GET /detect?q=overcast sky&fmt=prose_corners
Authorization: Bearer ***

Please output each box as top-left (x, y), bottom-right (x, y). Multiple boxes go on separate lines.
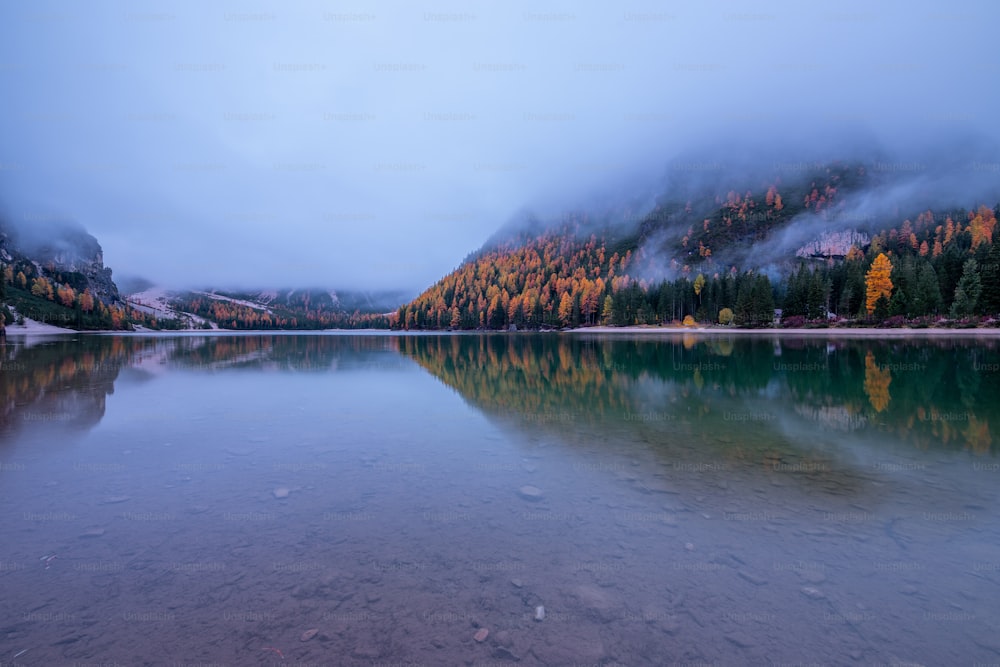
top-left (1, 0), bottom-right (997, 291)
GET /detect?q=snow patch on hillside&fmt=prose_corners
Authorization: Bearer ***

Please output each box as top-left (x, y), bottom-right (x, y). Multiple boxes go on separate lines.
top-left (3, 308), bottom-right (75, 335)
top-left (192, 290), bottom-right (275, 315)
top-left (127, 287), bottom-right (216, 329)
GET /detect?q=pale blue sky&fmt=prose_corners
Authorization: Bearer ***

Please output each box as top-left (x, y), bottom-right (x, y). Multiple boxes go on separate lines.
top-left (1, 0), bottom-right (997, 290)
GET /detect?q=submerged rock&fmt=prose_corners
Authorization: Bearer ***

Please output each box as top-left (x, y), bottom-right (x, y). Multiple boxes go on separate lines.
top-left (517, 485), bottom-right (544, 502)
top-left (272, 487), bottom-right (290, 499)
top-left (493, 646), bottom-right (520, 661)
top-left (800, 586), bottom-right (825, 600)
top-left (300, 628), bottom-right (318, 642)
top-left (474, 628), bottom-right (489, 642)
top-left (738, 569), bottom-right (768, 586)
top-left (726, 633), bottom-right (755, 648)
top-left (534, 605), bottom-right (545, 621)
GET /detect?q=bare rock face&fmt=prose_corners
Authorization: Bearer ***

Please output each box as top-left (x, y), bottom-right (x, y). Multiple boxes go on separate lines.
top-left (1, 219), bottom-right (121, 305)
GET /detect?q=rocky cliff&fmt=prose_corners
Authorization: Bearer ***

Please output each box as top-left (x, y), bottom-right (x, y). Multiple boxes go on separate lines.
top-left (0, 219), bottom-right (120, 304)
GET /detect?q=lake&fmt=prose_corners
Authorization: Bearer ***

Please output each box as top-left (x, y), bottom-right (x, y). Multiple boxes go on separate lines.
top-left (2, 332), bottom-right (1000, 666)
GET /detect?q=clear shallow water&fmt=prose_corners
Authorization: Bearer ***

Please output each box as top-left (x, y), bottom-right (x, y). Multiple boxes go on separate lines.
top-left (1, 332), bottom-right (1000, 666)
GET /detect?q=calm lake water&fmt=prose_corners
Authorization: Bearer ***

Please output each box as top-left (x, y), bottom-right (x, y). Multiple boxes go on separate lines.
top-left (2, 332), bottom-right (1000, 667)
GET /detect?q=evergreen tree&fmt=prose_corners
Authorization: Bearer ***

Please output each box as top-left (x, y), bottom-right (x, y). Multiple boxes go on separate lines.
top-left (844, 260), bottom-right (866, 318)
top-left (888, 288), bottom-right (908, 317)
top-left (754, 274), bottom-right (776, 326)
top-left (873, 294), bottom-right (890, 322)
top-left (937, 244), bottom-right (966, 311)
top-left (782, 264), bottom-right (808, 317)
top-left (806, 271), bottom-right (827, 319)
top-left (912, 262), bottom-right (943, 316)
top-left (980, 241), bottom-right (1000, 315)
top-left (950, 258), bottom-right (982, 318)
top-left (656, 282), bottom-right (671, 323)
top-left (736, 273), bottom-right (774, 327)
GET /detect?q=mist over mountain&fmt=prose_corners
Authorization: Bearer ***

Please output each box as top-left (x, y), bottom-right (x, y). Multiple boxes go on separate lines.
top-left (472, 130), bottom-right (1000, 276)
top-left (394, 128), bottom-right (1000, 330)
top-left (2, 1), bottom-right (997, 293)
top-left (0, 215), bottom-right (121, 304)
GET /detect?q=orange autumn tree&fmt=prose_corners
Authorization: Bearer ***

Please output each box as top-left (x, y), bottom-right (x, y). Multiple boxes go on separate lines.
top-left (865, 253), bottom-right (894, 315)
top-left (557, 291), bottom-right (573, 326)
top-left (57, 284), bottom-right (76, 307)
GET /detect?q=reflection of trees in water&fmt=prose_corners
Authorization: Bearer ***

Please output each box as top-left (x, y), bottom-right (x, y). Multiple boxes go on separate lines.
top-left (164, 334), bottom-right (402, 371)
top-left (0, 336), bottom-right (143, 441)
top-left (401, 334), bottom-right (1000, 455)
top-left (863, 350), bottom-right (892, 413)
top-left (3, 333), bottom-right (997, 456)
top-left (0, 335), bottom-right (407, 442)
top-left (400, 335), bottom-right (634, 422)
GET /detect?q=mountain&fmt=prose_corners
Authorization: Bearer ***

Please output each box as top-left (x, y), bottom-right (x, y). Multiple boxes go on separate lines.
top-left (1, 217), bottom-right (408, 331)
top-left (123, 285), bottom-right (408, 330)
top-left (1, 218), bottom-right (131, 330)
top-left (393, 158), bottom-right (1000, 330)
top-left (1, 219), bottom-right (121, 304)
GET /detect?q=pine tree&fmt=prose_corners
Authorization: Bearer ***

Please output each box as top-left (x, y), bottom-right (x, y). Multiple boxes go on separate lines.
top-left (912, 262), bottom-right (942, 316)
top-left (873, 294), bottom-right (890, 322)
top-left (783, 265), bottom-right (808, 317)
top-left (806, 271), bottom-right (827, 319)
top-left (980, 241), bottom-right (1000, 315)
top-left (889, 288), bottom-right (908, 317)
top-left (950, 258), bottom-right (982, 318)
top-left (736, 274), bottom-right (774, 327)
top-left (753, 274), bottom-right (776, 326)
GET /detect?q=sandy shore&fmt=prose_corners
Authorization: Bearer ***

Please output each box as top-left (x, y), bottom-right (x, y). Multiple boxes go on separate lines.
top-left (570, 325), bottom-right (1000, 337)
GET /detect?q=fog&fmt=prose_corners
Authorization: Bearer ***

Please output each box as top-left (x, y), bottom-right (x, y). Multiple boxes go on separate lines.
top-left (0, 0), bottom-right (997, 291)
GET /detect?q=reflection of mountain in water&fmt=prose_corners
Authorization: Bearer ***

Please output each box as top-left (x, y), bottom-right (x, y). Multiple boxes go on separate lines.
top-left (400, 334), bottom-right (1000, 456)
top-left (0, 334), bottom-right (409, 444)
top-left (0, 336), bottom-right (136, 442)
top-left (161, 333), bottom-right (405, 372)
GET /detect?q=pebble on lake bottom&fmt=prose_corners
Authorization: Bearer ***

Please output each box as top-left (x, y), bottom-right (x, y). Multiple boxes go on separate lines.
top-left (300, 628), bottom-right (318, 642)
top-left (534, 605), bottom-right (545, 621)
top-left (272, 487), bottom-right (290, 499)
top-left (474, 628), bottom-right (489, 642)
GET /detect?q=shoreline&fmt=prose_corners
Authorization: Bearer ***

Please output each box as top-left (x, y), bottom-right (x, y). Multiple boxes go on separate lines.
top-left (568, 325), bottom-right (1000, 337)
top-left (1, 320), bottom-right (79, 336)
top-left (6, 323), bottom-right (1000, 338)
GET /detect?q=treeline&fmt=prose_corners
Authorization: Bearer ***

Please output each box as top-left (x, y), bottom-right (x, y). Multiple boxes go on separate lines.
top-left (1, 261), bottom-right (132, 330)
top-left (172, 295), bottom-right (390, 330)
top-left (392, 205), bottom-right (1000, 330)
top-left (0, 262), bottom-right (392, 331)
